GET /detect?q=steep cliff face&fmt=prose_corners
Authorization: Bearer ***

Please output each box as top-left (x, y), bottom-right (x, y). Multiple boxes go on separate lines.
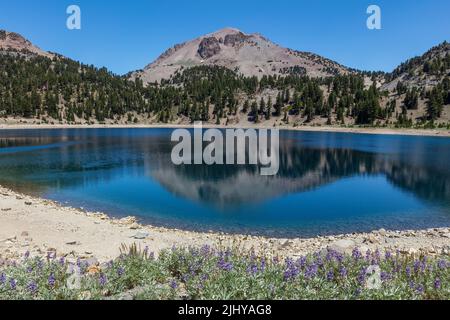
top-left (198, 37), bottom-right (221, 59)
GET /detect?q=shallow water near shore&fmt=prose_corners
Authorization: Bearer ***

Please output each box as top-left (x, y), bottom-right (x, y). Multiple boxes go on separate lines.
top-left (0, 128), bottom-right (449, 237)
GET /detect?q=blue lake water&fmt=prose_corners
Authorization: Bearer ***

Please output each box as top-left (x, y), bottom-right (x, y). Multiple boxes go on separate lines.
top-left (0, 128), bottom-right (449, 237)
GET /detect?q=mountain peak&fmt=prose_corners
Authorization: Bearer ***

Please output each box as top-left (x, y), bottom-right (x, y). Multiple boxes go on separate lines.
top-left (207, 27), bottom-right (243, 37)
top-left (132, 28), bottom-right (349, 84)
top-left (0, 29), bottom-right (52, 58)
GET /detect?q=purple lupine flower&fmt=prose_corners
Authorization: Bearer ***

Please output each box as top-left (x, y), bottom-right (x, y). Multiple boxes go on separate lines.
top-left (326, 249), bottom-right (342, 263)
top-left (420, 261), bottom-right (426, 273)
top-left (47, 251), bottom-right (56, 260)
top-left (285, 258), bottom-right (294, 269)
top-left (200, 274), bottom-right (209, 282)
top-left (26, 266), bottom-right (33, 273)
top-left (434, 278), bottom-right (441, 290)
top-left (117, 267), bottom-right (125, 277)
top-left (248, 264), bottom-right (258, 275)
top-left (170, 280), bottom-right (178, 289)
top-left (385, 251), bottom-right (392, 260)
top-left (374, 249), bottom-right (381, 264)
top-left (326, 271), bottom-right (334, 282)
top-left (357, 268), bottom-right (366, 285)
top-left (143, 246), bottom-right (149, 256)
top-left (304, 264), bottom-right (318, 279)
top-left (365, 249), bottom-right (372, 262)
top-left (284, 259), bottom-right (300, 281)
top-left (182, 274), bottom-right (190, 283)
top-left (296, 256), bottom-right (307, 269)
top-left (380, 272), bottom-right (390, 282)
top-left (48, 274), bottom-right (56, 287)
top-left (59, 257), bottom-right (65, 266)
top-left (339, 266), bottom-right (347, 278)
top-left (283, 269), bottom-right (295, 281)
top-left (416, 284), bottom-right (424, 294)
top-left (196, 283), bottom-right (204, 290)
top-left (99, 274), bottom-right (107, 287)
top-left (437, 259), bottom-right (446, 270)
top-left (413, 260), bottom-right (420, 273)
top-left (409, 281), bottom-right (415, 289)
top-left (217, 258), bottom-right (233, 271)
top-left (200, 245), bottom-right (211, 256)
top-left (335, 252), bottom-right (344, 263)
top-left (406, 266), bottom-right (411, 278)
top-left (190, 248), bottom-right (199, 257)
top-left (24, 251), bottom-right (30, 259)
top-left (0, 273), bottom-right (6, 285)
top-left (352, 248), bottom-right (362, 260)
top-left (326, 251), bottom-right (334, 262)
top-left (10, 279), bottom-right (17, 290)
top-left (260, 258), bottom-right (266, 272)
top-left (27, 281), bottom-right (38, 294)
top-left (314, 253), bottom-right (324, 268)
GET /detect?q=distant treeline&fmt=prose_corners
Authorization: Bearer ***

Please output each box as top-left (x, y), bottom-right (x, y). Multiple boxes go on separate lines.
top-left (0, 51), bottom-right (449, 126)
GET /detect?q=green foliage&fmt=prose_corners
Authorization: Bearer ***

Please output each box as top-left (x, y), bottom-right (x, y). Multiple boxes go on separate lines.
top-left (0, 54), bottom-right (148, 121)
top-left (404, 88), bottom-right (419, 110)
top-left (1, 50), bottom-right (448, 126)
top-left (0, 245), bottom-right (448, 300)
top-left (390, 42), bottom-right (450, 79)
top-left (426, 80), bottom-right (448, 121)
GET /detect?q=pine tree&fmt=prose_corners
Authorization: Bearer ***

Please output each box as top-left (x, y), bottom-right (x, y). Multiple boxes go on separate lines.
top-left (427, 87), bottom-right (444, 121)
top-left (266, 96), bottom-right (272, 120)
top-left (259, 97), bottom-right (266, 115)
top-left (242, 100), bottom-right (249, 113)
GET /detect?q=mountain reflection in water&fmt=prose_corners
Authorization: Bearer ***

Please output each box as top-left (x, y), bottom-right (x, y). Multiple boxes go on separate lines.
top-left (0, 128), bottom-right (449, 236)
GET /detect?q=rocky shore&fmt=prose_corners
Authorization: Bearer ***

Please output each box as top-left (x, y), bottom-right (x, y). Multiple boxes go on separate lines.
top-left (0, 186), bottom-right (449, 265)
top-left (1, 121), bottom-right (450, 137)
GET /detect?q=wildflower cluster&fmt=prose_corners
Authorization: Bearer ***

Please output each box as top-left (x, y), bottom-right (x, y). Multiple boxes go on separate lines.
top-left (0, 245), bottom-right (448, 300)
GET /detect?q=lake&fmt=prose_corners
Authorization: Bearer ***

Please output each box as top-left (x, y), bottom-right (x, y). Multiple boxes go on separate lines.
top-left (0, 128), bottom-right (449, 237)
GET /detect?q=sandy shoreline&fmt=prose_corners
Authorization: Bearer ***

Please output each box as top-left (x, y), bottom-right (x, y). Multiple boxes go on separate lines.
top-left (0, 123), bottom-right (450, 137)
top-left (1, 185), bottom-right (449, 263)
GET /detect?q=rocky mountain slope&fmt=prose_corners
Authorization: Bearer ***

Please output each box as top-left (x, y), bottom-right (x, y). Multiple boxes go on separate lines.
top-left (383, 42), bottom-right (450, 91)
top-left (379, 42), bottom-right (450, 124)
top-left (0, 30), bottom-right (53, 58)
top-left (131, 28), bottom-right (351, 84)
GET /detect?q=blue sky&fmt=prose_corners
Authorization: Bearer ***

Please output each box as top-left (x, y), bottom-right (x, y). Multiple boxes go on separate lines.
top-left (0, 0), bottom-right (449, 75)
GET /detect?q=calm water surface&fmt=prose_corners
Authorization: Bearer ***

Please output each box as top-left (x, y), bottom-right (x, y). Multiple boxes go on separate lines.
top-left (0, 128), bottom-right (449, 237)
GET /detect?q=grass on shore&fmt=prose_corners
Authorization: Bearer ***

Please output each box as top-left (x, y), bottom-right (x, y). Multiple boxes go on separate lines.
top-left (0, 244), bottom-right (448, 300)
